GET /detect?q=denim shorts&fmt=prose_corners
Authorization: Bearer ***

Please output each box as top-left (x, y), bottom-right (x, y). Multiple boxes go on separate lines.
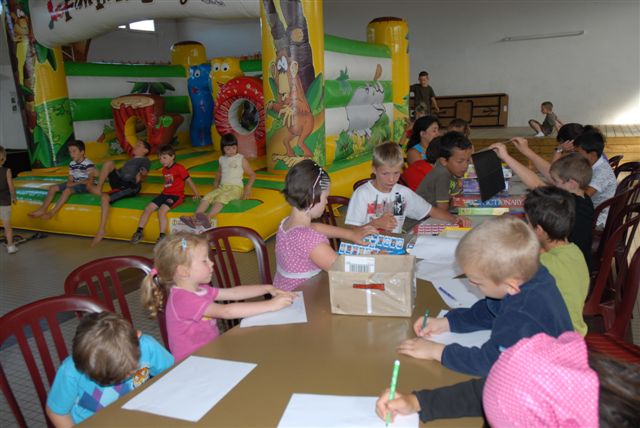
top-left (57, 182), bottom-right (88, 193)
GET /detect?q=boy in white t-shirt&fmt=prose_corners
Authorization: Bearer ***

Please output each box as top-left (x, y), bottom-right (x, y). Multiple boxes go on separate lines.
top-left (345, 142), bottom-right (470, 233)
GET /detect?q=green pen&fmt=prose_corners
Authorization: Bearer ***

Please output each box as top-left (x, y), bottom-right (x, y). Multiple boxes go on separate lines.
top-left (386, 360), bottom-right (401, 426)
top-left (421, 309), bottom-right (430, 331)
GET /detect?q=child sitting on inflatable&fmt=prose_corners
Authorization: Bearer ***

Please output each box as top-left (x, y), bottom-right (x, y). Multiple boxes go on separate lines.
top-left (181, 134), bottom-right (255, 229)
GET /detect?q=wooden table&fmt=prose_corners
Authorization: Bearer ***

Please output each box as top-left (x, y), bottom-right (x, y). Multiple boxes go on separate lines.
top-left (83, 275), bottom-right (482, 427)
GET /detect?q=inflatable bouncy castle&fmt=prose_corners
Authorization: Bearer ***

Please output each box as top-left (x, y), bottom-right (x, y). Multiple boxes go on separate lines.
top-left (3, 1), bottom-right (409, 249)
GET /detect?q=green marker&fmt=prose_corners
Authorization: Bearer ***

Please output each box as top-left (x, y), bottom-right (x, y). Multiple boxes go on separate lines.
top-left (421, 309), bottom-right (430, 330)
top-left (386, 360), bottom-right (401, 426)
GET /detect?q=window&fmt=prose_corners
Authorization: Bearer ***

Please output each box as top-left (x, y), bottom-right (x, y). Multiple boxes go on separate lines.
top-left (118, 20), bottom-right (155, 32)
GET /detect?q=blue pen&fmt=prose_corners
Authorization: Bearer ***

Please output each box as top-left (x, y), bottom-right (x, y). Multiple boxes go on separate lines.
top-left (438, 286), bottom-right (457, 302)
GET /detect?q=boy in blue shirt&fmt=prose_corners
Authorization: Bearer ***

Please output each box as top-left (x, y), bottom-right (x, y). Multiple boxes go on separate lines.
top-left (397, 215), bottom-right (573, 376)
top-left (46, 312), bottom-right (173, 426)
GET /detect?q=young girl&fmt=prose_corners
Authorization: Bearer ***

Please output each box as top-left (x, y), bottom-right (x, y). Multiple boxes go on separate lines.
top-left (274, 159), bottom-right (375, 291)
top-left (0, 146), bottom-right (17, 254)
top-left (406, 116), bottom-right (441, 165)
top-left (131, 144), bottom-right (201, 244)
top-left (181, 133), bottom-right (255, 229)
top-left (141, 232), bottom-right (295, 361)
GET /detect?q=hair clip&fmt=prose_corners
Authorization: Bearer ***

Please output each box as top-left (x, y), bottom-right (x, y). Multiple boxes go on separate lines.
top-left (150, 268), bottom-right (158, 277)
top-left (180, 238), bottom-right (187, 251)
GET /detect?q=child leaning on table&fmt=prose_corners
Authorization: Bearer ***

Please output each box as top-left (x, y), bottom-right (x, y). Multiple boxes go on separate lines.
top-left (140, 232), bottom-right (295, 361)
top-left (345, 142), bottom-right (470, 234)
top-left (274, 159), bottom-right (376, 291)
top-left (396, 215), bottom-right (573, 377)
top-left (46, 312), bottom-right (174, 427)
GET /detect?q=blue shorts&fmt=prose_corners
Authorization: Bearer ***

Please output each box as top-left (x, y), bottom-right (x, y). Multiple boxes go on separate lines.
top-left (57, 182), bottom-right (88, 193)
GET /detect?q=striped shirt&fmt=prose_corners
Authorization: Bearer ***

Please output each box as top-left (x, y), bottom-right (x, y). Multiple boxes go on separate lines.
top-left (69, 158), bottom-right (95, 183)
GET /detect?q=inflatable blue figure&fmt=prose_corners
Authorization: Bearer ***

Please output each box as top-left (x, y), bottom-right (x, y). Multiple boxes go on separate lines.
top-left (188, 64), bottom-right (214, 147)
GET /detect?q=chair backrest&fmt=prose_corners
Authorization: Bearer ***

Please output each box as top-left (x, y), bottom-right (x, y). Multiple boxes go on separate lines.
top-left (318, 195), bottom-right (350, 250)
top-left (608, 246), bottom-right (640, 339)
top-left (353, 177), bottom-right (372, 191)
top-left (592, 187), bottom-right (635, 273)
top-left (585, 204), bottom-right (640, 331)
top-left (0, 296), bottom-right (110, 428)
top-left (608, 154), bottom-right (624, 170)
top-left (616, 172), bottom-right (640, 203)
top-left (614, 161), bottom-right (640, 178)
top-left (64, 255), bottom-right (153, 323)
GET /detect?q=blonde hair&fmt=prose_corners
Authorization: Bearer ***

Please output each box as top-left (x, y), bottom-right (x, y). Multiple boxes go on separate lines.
top-left (550, 152), bottom-right (592, 189)
top-left (372, 142), bottom-right (404, 168)
top-left (456, 215), bottom-right (540, 284)
top-left (140, 232), bottom-right (209, 317)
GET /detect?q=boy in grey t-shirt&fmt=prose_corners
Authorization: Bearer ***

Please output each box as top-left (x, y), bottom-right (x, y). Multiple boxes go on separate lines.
top-left (529, 101), bottom-right (563, 137)
top-left (89, 141), bottom-right (151, 245)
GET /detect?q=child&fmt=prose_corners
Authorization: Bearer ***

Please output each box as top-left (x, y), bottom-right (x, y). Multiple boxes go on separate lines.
top-left (346, 142), bottom-right (469, 234)
top-left (552, 122), bottom-right (585, 161)
top-left (396, 215), bottom-right (573, 376)
top-left (410, 71), bottom-right (439, 117)
top-left (0, 147), bottom-right (18, 254)
top-left (274, 159), bottom-right (375, 291)
top-left (376, 332), bottom-right (640, 426)
top-left (140, 232), bottom-right (295, 361)
top-left (524, 186), bottom-right (589, 335)
top-left (180, 133), bottom-right (255, 229)
top-left (447, 118), bottom-right (470, 138)
top-left (29, 140), bottom-right (95, 219)
top-left (573, 128), bottom-right (617, 227)
top-left (406, 116), bottom-right (441, 165)
top-left (130, 144), bottom-right (201, 244)
top-left (415, 131), bottom-right (472, 210)
top-left (529, 101), bottom-right (563, 137)
top-left (90, 140), bottom-right (151, 245)
top-left (490, 140), bottom-right (594, 269)
top-left (46, 312), bottom-right (173, 426)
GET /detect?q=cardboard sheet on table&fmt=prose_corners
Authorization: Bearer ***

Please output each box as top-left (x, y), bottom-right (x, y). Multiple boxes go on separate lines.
top-left (432, 278), bottom-right (484, 309)
top-left (122, 356), bottom-right (256, 422)
top-left (472, 149), bottom-right (505, 201)
top-left (277, 394), bottom-right (419, 428)
top-left (407, 235), bottom-right (460, 263)
top-left (240, 291), bottom-right (307, 328)
top-left (427, 310), bottom-right (491, 347)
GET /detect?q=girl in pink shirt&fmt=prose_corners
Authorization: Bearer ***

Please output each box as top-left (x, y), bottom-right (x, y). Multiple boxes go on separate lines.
top-left (141, 232), bottom-right (295, 361)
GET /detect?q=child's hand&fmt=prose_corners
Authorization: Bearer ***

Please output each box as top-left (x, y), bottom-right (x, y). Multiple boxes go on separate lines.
top-left (489, 142), bottom-right (509, 160)
top-left (372, 213), bottom-right (397, 231)
top-left (560, 139), bottom-right (575, 152)
top-left (510, 137), bottom-right (530, 152)
top-left (396, 338), bottom-right (445, 361)
top-left (454, 215), bottom-right (471, 228)
top-left (350, 225), bottom-right (378, 244)
top-left (265, 286), bottom-right (296, 299)
top-left (375, 389), bottom-right (420, 423)
top-left (11, 196), bottom-right (17, 205)
top-left (270, 292), bottom-right (294, 310)
top-left (242, 188), bottom-right (251, 199)
top-left (413, 316), bottom-right (449, 337)
top-left (192, 194), bottom-right (201, 201)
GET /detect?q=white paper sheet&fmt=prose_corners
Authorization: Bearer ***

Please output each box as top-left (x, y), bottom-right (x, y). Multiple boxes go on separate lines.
top-left (277, 394), bottom-right (419, 428)
top-left (122, 356), bottom-right (256, 422)
top-left (415, 260), bottom-right (462, 282)
top-left (432, 278), bottom-right (484, 309)
top-left (240, 291), bottom-right (307, 328)
top-left (427, 310), bottom-right (491, 348)
top-left (407, 235), bottom-right (460, 263)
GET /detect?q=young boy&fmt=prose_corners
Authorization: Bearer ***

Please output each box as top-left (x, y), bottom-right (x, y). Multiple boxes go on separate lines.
top-left (0, 146), bottom-right (18, 254)
top-left (415, 131), bottom-right (472, 210)
top-left (447, 118), bottom-right (470, 138)
top-left (89, 140), bottom-right (151, 245)
top-left (29, 140), bottom-right (95, 219)
top-left (396, 215), bottom-right (573, 376)
top-left (345, 142), bottom-right (469, 233)
top-left (491, 139), bottom-right (594, 270)
top-left (410, 71), bottom-right (439, 117)
top-left (181, 133), bottom-right (255, 229)
top-left (573, 129), bottom-right (617, 227)
top-left (524, 186), bottom-right (590, 335)
top-left (130, 144), bottom-right (200, 244)
top-left (529, 101), bottom-right (563, 137)
top-left (46, 312), bottom-right (173, 426)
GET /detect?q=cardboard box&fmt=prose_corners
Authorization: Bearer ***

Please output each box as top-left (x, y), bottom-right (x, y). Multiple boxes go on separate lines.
top-left (329, 255), bottom-right (416, 317)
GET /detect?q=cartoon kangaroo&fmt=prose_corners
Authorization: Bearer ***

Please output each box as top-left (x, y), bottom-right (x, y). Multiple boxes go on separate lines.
top-left (267, 53), bottom-right (314, 158)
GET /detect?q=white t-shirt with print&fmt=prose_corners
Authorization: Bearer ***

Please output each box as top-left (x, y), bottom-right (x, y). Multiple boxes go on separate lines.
top-left (590, 156), bottom-right (616, 227)
top-left (345, 181), bottom-right (432, 233)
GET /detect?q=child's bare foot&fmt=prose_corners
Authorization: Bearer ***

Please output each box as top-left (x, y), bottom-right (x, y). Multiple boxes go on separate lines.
top-left (28, 209), bottom-right (45, 218)
top-left (41, 212), bottom-right (54, 220)
top-left (91, 231), bottom-right (105, 246)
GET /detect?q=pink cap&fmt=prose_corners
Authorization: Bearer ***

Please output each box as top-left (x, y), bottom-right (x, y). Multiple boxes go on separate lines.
top-left (484, 332), bottom-right (599, 427)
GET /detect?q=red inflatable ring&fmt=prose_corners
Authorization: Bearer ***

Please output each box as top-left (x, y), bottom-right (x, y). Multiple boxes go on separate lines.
top-left (214, 76), bottom-right (265, 157)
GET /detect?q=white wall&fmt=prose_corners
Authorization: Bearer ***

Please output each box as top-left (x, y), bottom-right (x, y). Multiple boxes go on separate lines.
top-left (175, 18), bottom-right (261, 58)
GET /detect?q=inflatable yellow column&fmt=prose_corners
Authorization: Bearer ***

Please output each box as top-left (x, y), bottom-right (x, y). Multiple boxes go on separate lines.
top-left (367, 18), bottom-right (409, 144)
top-left (261, 0), bottom-right (325, 173)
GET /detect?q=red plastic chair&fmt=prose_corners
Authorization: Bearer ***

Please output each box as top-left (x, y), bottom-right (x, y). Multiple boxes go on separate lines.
top-left (0, 295), bottom-right (109, 428)
top-left (353, 177), bottom-right (372, 191)
top-left (203, 226), bottom-right (272, 331)
top-left (584, 204), bottom-right (640, 332)
top-left (585, 246), bottom-right (640, 363)
top-left (318, 195), bottom-right (350, 251)
top-left (614, 161), bottom-right (640, 178)
top-left (607, 154), bottom-right (624, 170)
top-left (63, 255), bottom-right (169, 347)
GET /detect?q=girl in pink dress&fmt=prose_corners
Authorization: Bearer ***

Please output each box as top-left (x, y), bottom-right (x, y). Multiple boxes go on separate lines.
top-left (141, 232), bottom-right (295, 361)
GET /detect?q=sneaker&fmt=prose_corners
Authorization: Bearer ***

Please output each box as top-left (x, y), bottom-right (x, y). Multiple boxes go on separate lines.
top-left (156, 235), bottom-right (165, 245)
top-left (195, 212), bottom-right (212, 229)
top-left (534, 131), bottom-right (545, 137)
top-left (7, 244), bottom-right (18, 254)
top-left (130, 231), bottom-right (143, 244)
top-left (180, 215), bottom-right (198, 229)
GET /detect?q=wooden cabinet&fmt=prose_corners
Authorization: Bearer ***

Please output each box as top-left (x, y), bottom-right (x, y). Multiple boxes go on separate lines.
top-left (412, 93), bottom-right (509, 127)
